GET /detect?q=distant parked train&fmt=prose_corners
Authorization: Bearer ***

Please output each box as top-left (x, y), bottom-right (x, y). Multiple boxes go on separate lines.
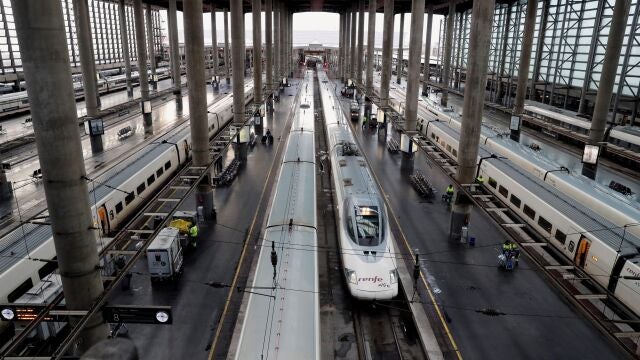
top-left (0, 81), bottom-right (254, 305)
top-left (0, 67), bottom-right (172, 114)
top-left (522, 103), bottom-right (640, 153)
top-left (319, 69), bottom-right (398, 300)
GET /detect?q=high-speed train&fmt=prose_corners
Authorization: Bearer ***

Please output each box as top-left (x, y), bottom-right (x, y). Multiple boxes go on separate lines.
top-left (232, 70), bottom-right (319, 360)
top-left (319, 70), bottom-right (398, 300)
top-left (479, 154), bottom-right (640, 317)
top-left (385, 97), bottom-right (640, 315)
top-left (0, 81), bottom-right (254, 304)
top-left (0, 67), bottom-right (172, 113)
top-left (522, 103), bottom-right (640, 152)
top-left (379, 93), bottom-right (640, 241)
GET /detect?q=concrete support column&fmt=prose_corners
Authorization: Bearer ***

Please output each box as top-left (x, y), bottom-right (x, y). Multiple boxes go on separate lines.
top-left (211, 3), bottom-right (218, 78)
top-left (396, 13), bottom-right (404, 84)
top-left (512, 0), bottom-right (538, 116)
top-left (440, 2), bottom-right (455, 107)
top-left (357, 0), bottom-right (365, 84)
top-left (582, 0), bottom-right (631, 180)
top-left (289, 12), bottom-right (293, 77)
top-left (405, 0), bottom-right (425, 133)
top-left (12, 0), bottom-right (108, 351)
top-left (495, 6), bottom-right (511, 105)
top-left (168, 0), bottom-right (182, 110)
top-left (133, 0), bottom-right (151, 125)
top-left (365, 0), bottom-right (376, 96)
top-left (345, 10), bottom-right (351, 80)
top-left (145, 4), bottom-right (157, 91)
top-left (454, 13), bottom-right (463, 89)
top-left (224, 9), bottom-right (231, 84)
top-left (73, 0), bottom-right (103, 153)
top-left (283, 9), bottom-right (288, 78)
top-left (184, 0), bottom-right (215, 220)
top-left (253, 0), bottom-right (262, 104)
top-left (350, 8), bottom-right (357, 82)
top-left (265, 0), bottom-right (273, 98)
top-left (422, 5), bottom-right (433, 95)
top-left (449, 0), bottom-right (495, 242)
top-left (118, 0), bottom-right (133, 98)
top-left (380, 0), bottom-right (394, 106)
top-left (339, 12), bottom-right (344, 81)
top-left (274, 1), bottom-right (280, 86)
top-left (231, 0), bottom-right (248, 163)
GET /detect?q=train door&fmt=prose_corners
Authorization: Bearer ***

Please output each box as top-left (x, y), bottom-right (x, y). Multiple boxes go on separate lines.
top-left (97, 205), bottom-right (110, 235)
top-left (574, 236), bottom-right (591, 268)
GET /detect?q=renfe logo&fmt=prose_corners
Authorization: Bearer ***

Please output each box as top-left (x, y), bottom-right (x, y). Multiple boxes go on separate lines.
top-left (358, 276), bottom-right (384, 283)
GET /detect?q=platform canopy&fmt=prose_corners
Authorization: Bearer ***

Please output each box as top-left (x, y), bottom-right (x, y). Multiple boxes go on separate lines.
top-left (143, 0), bottom-right (514, 15)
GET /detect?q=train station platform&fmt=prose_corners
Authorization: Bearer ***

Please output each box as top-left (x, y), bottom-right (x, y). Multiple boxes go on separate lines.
top-left (330, 75), bottom-right (626, 359)
top-left (107, 77), bottom-right (302, 360)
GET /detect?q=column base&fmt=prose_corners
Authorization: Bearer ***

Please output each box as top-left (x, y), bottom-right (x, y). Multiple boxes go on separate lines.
top-left (0, 173), bottom-right (11, 200)
top-left (400, 152), bottom-right (414, 174)
top-left (197, 180), bottom-right (216, 221)
top-left (509, 129), bottom-right (520, 142)
top-left (89, 135), bottom-right (104, 153)
top-left (142, 103), bottom-right (152, 126)
top-left (234, 142), bottom-right (249, 164)
top-left (581, 162), bottom-right (597, 180)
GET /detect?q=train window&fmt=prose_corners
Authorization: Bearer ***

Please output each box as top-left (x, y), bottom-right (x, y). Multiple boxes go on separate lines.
top-left (488, 177), bottom-right (497, 189)
top-left (452, 149), bottom-right (457, 157)
top-left (156, 167), bottom-right (164, 177)
top-left (164, 161), bottom-right (171, 170)
top-left (446, 144), bottom-right (452, 152)
top-left (125, 192), bottom-right (135, 205)
top-left (523, 204), bottom-right (536, 220)
top-left (510, 194), bottom-right (521, 208)
top-left (431, 133), bottom-right (435, 140)
top-left (147, 174), bottom-right (155, 186)
top-left (555, 230), bottom-right (567, 245)
top-left (537, 216), bottom-right (552, 233)
top-left (498, 185), bottom-right (508, 198)
top-left (8, 278), bottom-right (33, 303)
top-left (137, 183), bottom-right (146, 195)
top-left (115, 202), bottom-right (123, 214)
top-left (38, 258), bottom-right (57, 279)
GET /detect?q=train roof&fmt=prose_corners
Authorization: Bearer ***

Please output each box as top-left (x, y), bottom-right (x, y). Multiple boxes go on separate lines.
top-left (488, 157), bottom-right (640, 255)
top-left (89, 126), bottom-right (189, 201)
top-left (523, 103), bottom-right (591, 130)
top-left (0, 220), bottom-right (53, 276)
top-left (234, 227), bottom-right (318, 360)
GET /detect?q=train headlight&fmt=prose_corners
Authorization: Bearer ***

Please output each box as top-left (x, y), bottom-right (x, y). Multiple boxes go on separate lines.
top-left (389, 269), bottom-right (398, 284)
top-left (345, 269), bottom-right (358, 285)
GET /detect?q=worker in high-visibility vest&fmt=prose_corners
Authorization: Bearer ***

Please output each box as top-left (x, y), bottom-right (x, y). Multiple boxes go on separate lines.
top-left (189, 224), bottom-right (199, 248)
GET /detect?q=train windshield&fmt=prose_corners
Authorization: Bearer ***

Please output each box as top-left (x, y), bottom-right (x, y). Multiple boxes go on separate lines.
top-left (354, 206), bottom-right (381, 246)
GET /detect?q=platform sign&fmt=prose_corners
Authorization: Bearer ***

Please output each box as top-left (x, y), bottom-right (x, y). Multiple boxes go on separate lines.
top-left (582, 144), bottom-right (600, 165)
top-left (102, 305), bottom-right (172, 325)
top-left (509, 115), bottom-right (521, 131)
top-left (400, 134), bottom-right (417, 153)
top-left (0, 304), bottom-right (68, 322)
